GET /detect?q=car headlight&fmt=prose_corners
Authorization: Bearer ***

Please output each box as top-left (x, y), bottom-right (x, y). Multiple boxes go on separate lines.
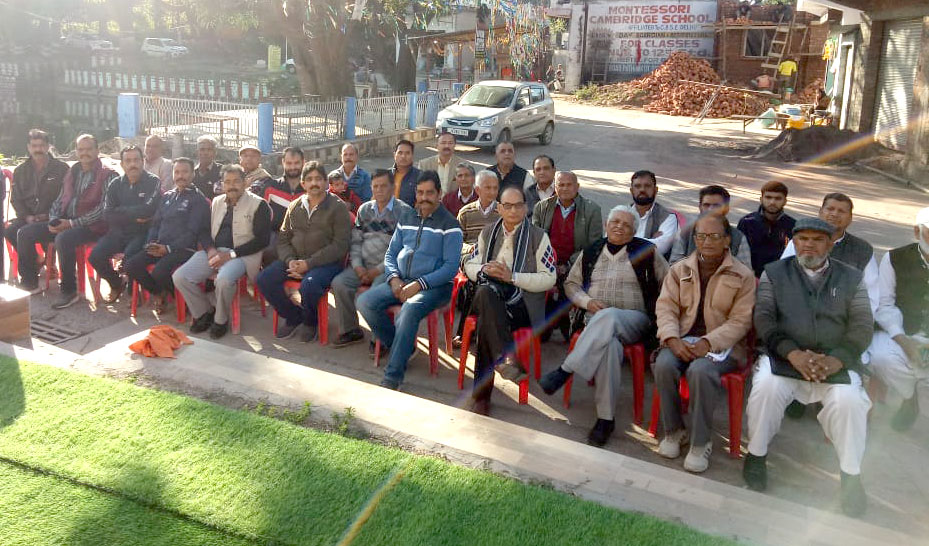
top-left (478, 116), bottom-right (498, 127)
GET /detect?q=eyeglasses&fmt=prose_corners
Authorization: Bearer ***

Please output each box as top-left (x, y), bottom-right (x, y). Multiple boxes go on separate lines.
top-left (694, 232), bottom-right (726, 242)
top-left (499, 202), bottom-right (525, 211)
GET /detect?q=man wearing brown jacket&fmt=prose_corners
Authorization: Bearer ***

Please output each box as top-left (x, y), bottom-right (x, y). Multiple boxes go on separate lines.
top-left (653, 214), bottom-right (755, 473)
top-left (257, 162), bottom-right (353, 343)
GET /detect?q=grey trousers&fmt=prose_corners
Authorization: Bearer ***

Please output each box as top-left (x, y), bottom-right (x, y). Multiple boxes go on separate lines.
top-left (172, 249), bottom-right (247, 326)
top-left (562, 308), bottom-right (652, 420)
top-left (653, 348), bottom-right (738, 446)
top-left (330, 267), bottom-right (386, 333)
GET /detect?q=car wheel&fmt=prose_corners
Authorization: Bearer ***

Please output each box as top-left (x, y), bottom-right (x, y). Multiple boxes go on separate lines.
top-left (497, 128), bottom-right (511, 146)
top-left (538, 122), bottom-right (554, 145)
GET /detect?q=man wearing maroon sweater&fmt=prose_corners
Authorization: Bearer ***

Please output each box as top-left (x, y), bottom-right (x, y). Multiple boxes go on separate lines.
top-left (532, 171), bottom-right (602, 341)
top-left (440, 163), bottom-right (478, 217)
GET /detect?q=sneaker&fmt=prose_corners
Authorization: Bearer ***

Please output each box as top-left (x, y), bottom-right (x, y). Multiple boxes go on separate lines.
top-left (52, 291), bottom-right (81, 309)
top-left (587, 418), bottom-right (615, 447)
top-left (275, 321), bottom-right (299, 339)
top-left (683, 442), bottom-right (712, 473)
top-left (539, 366), bottom-right (572, 395)
top-left (104, 279), bottom-right (125, 304)
top-left (657, 428), bottom-right (689, 459)
top-left (300, 325), bottom-right (318, 343)
top-left (190, 312), bottom-right (214, 334)
top-left (333, 328), bottom-right (364, 348)
top-left (742, 453), bottom-right (767, 491)
top-left (497, 357), bottom-right (527, 383)
top-left (840, 472), bottom-right (867, 518)
top-left (785, 400), bottom-right (806, 419)
top-left (379, 378), bottom-right (400, 390)
top-left (891, 394), bottom-right (919, 432)
top-left (209, 321), bottom-right (229, 339)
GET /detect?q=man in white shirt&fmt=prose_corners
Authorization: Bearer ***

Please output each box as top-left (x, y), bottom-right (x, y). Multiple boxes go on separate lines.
top-left (867, 207), bottom-right (929, 431)
top-left (144, 134), bottom-right (174, 192)
top-left (630, 170), bottom-right (678, 258)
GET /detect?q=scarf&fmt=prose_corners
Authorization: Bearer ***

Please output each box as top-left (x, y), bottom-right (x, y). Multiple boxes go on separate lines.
top-left (481, 217), bottom-right (531, 307)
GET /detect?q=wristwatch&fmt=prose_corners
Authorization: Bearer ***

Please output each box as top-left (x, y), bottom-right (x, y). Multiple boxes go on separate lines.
top-left (228, 250), bottom-right (237, 258)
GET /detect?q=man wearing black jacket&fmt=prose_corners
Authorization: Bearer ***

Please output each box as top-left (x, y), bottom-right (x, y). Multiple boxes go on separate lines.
top-left (88, 146), bottom-right (162, 304)
top-left (124, 158), bottom-right (209, 314)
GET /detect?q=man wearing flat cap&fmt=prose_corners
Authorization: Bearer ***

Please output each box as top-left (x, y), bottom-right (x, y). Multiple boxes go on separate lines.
top-left (866, 207), bottom-right (929, 432)
top-left (744, 217), bottom-right (874, 518)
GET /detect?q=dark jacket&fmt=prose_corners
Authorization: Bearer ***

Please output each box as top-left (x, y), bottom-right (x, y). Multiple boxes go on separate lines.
top-left (737, 207), bottom-right (796, 277)
top-left (489, 163), bottom-right (529, 197)
top-left (50, 159), bottom-right (118, 235)
top-left (192, 161), bottom-right (222, 200)
top-left (756, 257), bottom-right (873, 382)
top-left (888, 243), bottom-right (929, 336)
top-left (249, 176), bottom-right (305, 231)
top-left (277, 193), bottom-right (353, 269)
top-left (831, 232), bottom-right (873, 272)
top-left (531, 193), bottom-right (603, 265)
top-left (147, 186), bottom-right (210, 252)
top-left (11, 156), bottom-right (69, 219)
top-left (104, 170), bottom-right (162, 236)
top-left (391, 165), bottom-right (423, 207)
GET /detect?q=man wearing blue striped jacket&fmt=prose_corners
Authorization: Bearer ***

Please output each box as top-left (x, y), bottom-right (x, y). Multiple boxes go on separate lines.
top-left (358, 171), bottom-right (463, 390)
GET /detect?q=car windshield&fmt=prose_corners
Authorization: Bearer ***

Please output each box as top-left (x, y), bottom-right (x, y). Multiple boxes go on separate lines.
top-left (459, 85), bottom-right (515, 108)
top-left (162, 39), bottom-right (178, 47)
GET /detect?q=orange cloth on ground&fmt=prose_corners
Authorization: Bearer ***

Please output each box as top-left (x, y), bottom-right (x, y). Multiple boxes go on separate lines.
top-left (129, 325), bottom-right (193, 358)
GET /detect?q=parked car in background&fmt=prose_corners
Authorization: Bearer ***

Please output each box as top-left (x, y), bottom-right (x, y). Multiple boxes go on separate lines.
top-left (61, 33), bottom-right (115, 52)
top-left (141, 38), bottom-right (189, 58)
top-left (435, 80), bottom-right (555, 147)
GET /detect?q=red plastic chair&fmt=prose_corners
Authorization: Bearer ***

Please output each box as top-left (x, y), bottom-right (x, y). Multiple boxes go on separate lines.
top-left (270, 279), bottom-right (333, 346)
top-left (562, 329), bottom-right (648, 424)
top-left (456, 314), bottom-right (540, 405)
top-left (375, 303), bottom-right (454, 377)
top-left (129, 263), bottom-right (186, 324)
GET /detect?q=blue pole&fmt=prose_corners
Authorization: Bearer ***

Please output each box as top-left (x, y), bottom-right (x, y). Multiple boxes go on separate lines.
top-left (344, 96), bottom-right (356, 140)
top-left (117, 93), bottom-right (140, 138)
top-left (257, 102), bottom-right (273, 153)
top-left (407, 91), bottom-right (418, 130)
top-left (426, 92), bottom-right (439, 127)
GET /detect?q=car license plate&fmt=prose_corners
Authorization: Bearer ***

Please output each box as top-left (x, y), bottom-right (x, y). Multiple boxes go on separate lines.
top-left (447, 128), bottom-right (469, 136)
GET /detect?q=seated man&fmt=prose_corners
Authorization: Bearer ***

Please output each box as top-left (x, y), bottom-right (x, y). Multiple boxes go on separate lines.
top-left (334, 142), bottom-right (372, 202)
top-left (539, 205), bottom-right (669, 446)
top-left (89, 145), bottom-right (162, 304)
top-left (192, 135), bottom-right (222, 199)
top-left (462, 187), bottom-right (556, 415)
top-left (440, 163), bottom-right (478, 217)
top-left (489, 141), bottom-right (533, 197)
top-left (867, 207), bottom-right (929, 431)
top-left (144, 135), bottom-right (174, 192)
top-left (4, 129), bottom-right (69, 265)
top-left (357, 171), bottom-right (463, 390)
top-left (16, 134), bottom-right (118, 307)
top-left (257, 162), bottom-right (352, 342)
top-left (737, 181), bottom-right (796, 278)
top-left (654, 214), bottom-right (755, 473)
top-left (331, 169), bottom-right (412, 348)
top-left (248, 146), bottom-right (305, 265)
top-left (525, 154), bottom-right (556, 214)
top-left (532, 170), bottom-right (603, 341)
top-left (457, 170), bottom-right (500, 259)
top-left (670, 185), bottom-right (751, 266)
top-left (173, 164), bottom-right (271, 339)
top-left (744, 218), bottom-right (873, 518)
top-left (328, 170), bottom-right (362, 214)
top-left (124, 158), bottom-right (210, 314)
top-left (630, 170), bottom-right (678, 258)
top-left (390, 139), bottom-right (422, 206)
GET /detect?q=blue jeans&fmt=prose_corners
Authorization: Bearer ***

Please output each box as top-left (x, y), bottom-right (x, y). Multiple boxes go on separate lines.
top-left (357, 280), bottom-right (452, 385)
top-left (257, 260), bottom-right (343, 327)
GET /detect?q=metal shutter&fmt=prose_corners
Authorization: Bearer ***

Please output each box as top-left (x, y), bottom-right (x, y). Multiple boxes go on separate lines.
top-left (874, 18), bottom-right (923, 151)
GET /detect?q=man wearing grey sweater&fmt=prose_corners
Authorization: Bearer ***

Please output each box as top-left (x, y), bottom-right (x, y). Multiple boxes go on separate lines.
top-left (331, 169), bottom-right (412, 347)
top-left (743, 218), bottom-right (874, 518)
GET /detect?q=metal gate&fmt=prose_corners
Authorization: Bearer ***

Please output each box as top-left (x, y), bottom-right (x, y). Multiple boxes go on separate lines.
top-left (874, 18), bottom-right (923, 151)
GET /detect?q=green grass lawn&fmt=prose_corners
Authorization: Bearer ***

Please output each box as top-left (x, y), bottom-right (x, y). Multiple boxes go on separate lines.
top-left (0, 355), bottom-right (733, 546)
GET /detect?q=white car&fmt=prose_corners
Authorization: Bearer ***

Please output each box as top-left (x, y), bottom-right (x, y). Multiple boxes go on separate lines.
top-left (141, 38), bottom-right (189, 58)
top-left (436, 81), bottom-right (555, 147)
top-left (61, 33), bottom-right (115, 52)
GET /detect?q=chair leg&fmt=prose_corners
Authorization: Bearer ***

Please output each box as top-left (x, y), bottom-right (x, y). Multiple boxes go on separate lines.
top-left (317, 292), bottom-right (329, 346)
top-left (515, 329), bottom-right (530, 405)
top-left (45, 243), bottom-right (55, 291)
top-left (427, 311), bottom-right (439, 376)
top-left (628, 344), bottom-right (646, 425)
top-left (648, 385), bottom-right (660, 437)
top-left (231, 291), bottom-right (240, 335)
top-left (680, 378), bottom-right (690, 414)
top-left (533, 336), bottom-right (541, 380)
top-left (257, 286), bottom-right (266, 317)
top-left (272, 310), bottom-right (279, 335)
top-left (130, 281), bottom-right (139, 318)
top-left (563, 375), bottom-right (573, 409)
top-left (443, 306), bottom-right (454, 354)
top-left (457, 316), bottom-right (476, 390)
top-left (175, 288), bottom-right (186, 324)
top-left (725, 376), bottom-right (745, 459)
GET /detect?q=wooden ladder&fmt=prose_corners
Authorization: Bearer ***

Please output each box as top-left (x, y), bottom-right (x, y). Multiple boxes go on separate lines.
top-left (760, 12), bottom-right (796, 78)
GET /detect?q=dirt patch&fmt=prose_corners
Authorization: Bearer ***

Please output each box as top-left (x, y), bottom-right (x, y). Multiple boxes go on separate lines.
top-left (748, 126), bottom-right (893, 164)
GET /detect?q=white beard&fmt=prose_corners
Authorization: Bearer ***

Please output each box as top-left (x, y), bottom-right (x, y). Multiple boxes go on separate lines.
top-left (797, 254), bottom-right (828, 270)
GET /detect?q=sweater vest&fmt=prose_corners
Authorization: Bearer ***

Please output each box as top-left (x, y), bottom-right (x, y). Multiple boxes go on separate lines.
top-left (211, 190), bottom-right (263, 249)
top-left (889, 243), bottom-right (929, 335)
top-left (549, 208), bottom-right (576, 265)
top-left (831, 232), bottom-right (873, 271)
top-left (581, 237), bottom-right (660, 321)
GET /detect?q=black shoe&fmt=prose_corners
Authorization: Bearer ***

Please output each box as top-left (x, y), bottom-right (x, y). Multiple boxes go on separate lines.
top-left (540, 328), bottom-right (553, 343)
top-left (743, 453), bottom-right (767, 491)
top-left (891, 395), bottom-right (919, 432)
top-left (275, 321), bottom-right (299, 339)
top-left (559, 324), bottom-right (571, 343)
top-left (379, 378), bottom-right (400, 390)
top-left (333, 328), bottom-right (364, 348)
top-left (190, 311), bottom-right (214, 334)
top-left (208, 321), bottom-right (228, 339)
top-left (539, 366), bottom-right (572, 395)
top-left (300, 325), bottom-right (318, 343)
top-left (104, 279), bottom-right (125, 304)
top-left (52, 291), bottom-right (81, 309)
top-left (840, 472), bottom-right (867, 518)
top-left (497, 357), bottom-right (528, 383)
top-left (785, 400), bottom-right (806, 419)
top-left (587, 419), bottom-right (615, 447)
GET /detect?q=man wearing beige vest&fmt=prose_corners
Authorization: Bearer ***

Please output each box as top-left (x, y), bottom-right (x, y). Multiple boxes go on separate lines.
top-left (416, 132), bottom-right (463, 194)
top-left (173, 164), bottom-right (272, 339)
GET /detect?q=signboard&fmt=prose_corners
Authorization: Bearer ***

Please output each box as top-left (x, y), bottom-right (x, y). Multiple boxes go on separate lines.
top-left (475, 28), bottom-right (486, 59)
top-left (267, 45), bottom-right (282, 72)
top-left (584, 0), bottom-right (717, 77)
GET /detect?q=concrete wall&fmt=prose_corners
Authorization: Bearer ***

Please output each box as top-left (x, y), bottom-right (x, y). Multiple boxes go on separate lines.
top-left (905, 17), bottom-right (929, 184)
top-left (845, 16), bottom-right (883, 133)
